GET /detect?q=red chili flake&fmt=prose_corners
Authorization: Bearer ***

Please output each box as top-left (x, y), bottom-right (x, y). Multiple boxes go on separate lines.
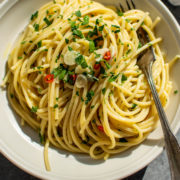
top-left (97, 125), bottom-right (104, 133)
top-left (94, 63), bottom-right (101, 70)
top-left (44, 74), bottom-right (54, 83)
top-left (104, 51), bottom-right (111, 61)
top-left (70, 74), bottom-right (77, 82)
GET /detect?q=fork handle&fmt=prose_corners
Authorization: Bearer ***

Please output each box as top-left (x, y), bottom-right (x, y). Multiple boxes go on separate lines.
top-left (144, 63), bottom-right (180, 180)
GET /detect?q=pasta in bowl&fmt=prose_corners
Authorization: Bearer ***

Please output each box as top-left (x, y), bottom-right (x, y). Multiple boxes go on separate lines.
top-left (0, 0), bottom-right (180, 179)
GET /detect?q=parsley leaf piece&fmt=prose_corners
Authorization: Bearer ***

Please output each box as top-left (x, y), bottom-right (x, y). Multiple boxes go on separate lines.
top-left (108, 74), bottom-right (120, 82)
top-left (174, 90), bottom-right (178, 94)
top-left (33, 23), bottom-right (39, 31)
top-left (68, 46), bottom-right (73, 51)
top-left (76, 91), bottom-right (79, 96)
top-left (31, 106), bottom-right (38, 113)
top-left (81, 15), bottom-right (89, 25)
top-left (89, 40), bottom-right (95, 53)
top-left (112, 25), bottom-right (120, 28)
top-left (88, 25), bottom-right (98, 37)
top-left (121, 74), bottom-right (127, 82)
top-left (43, 17), bottom-right (53, 26)
top-left (104, 61), bottom-right (111, 69)
top-left (131, 104), bottom-right (137, 109)
top-left (54, 104), bottom-right (58, 109)
top-left (65, 38), bottom-right (69, 44)
top-left (99, 25), bottom-right (104, 31)
top-left (85, 90), bottom-right (95, 104)
top-left (31, 11), bottom-right (38, 21)
top-left (37, 40), bottom-right (42, 48)
top-left (73, 29), bottom-right (83, 38)
top-left (117, 10), bottom-right (124, 17)
top-left (138, 42), bottom-right (142, 49)
top-left (75, 10), bottom-right (81, 17)
top-left (102, 88), bottom-right (106, 95)
top-left (39, 131), bottom-right (45, 144)
top-left (75, 54), bottom-right (88, 69)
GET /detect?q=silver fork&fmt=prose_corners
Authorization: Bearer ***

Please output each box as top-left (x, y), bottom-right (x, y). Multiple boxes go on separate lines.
top-left (118, 1), bottom-right (180, 179)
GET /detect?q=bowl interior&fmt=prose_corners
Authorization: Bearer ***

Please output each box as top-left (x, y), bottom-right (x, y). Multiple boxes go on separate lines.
top-left (0, 0), bottom-right (180, 179)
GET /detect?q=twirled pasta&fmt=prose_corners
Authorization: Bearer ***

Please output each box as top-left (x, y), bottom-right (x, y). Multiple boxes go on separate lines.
top-left (2, 0), bottom-right (173, 170)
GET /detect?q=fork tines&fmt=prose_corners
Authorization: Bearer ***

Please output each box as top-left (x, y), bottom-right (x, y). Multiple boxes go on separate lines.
top-left (119, 0), bottom-right (136, 12)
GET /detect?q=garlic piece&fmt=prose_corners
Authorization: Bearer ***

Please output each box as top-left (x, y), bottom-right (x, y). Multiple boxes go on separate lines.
top-left (76, 75), bottom-right (87, 88)
top-left (64, 51), bottom-right (77, 66)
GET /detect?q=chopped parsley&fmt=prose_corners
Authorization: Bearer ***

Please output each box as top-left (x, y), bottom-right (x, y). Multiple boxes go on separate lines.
top-left (138, 42), bottom-right (142, 49)
top-left (104, 61), bottom-right (111, 69)
top-left (65, 38), bottom-right (69, 44)
top-left (85, 91), bottom-right (95, 104)
top-left (72, 29), bottom-right (83, 38)
top-left (75, 10), bottom-right (81, 17)
top-left (33, 23), bottom-right (39, 31)
top-left (81, 15), bottom-right (89, 25)
top-left (52, 64), bottom-right (67, 80)
top-left (31, 11), bottom-right (38, 21)
top-left (21, 41), bottom-right (26, 45)
top-left (117, 9), bottom-right (124, 17)
top-left (108, 74), bottom-right (120, 82)
top-left (54, 104), bottom-right (59, 109)
top-left (102, 88), bottom-right (106, 95)
top-left (131, 104), bottom-right (137, 109)
top-left (121, 74), bottom-right (127, 83)
top-left (126, 49), bottom-right (131, 55)
top-left (112, 25), bottom-right (120, 28)
top-left (53, 0), bottom-right (56, 4)
top-left (43, 17), bottom-right (53, 26)
top-left (100, 66), bottom-right (106, 75)
top-left (55, 54), bottom-right (60, 63)
top-left (37, 40), bottom-right (42, 48)
top-left (68, 46), bottom-right (73, 51)
top-left (31, 106), bottom-right (38, 113)
top-left (88, 25), bottom-right (98, 37)
top-left (89, 40), bottom-right (95, 53)
top-left (75, 54), bottom-right (88, 69)
top-left (99, 25), bottom-right (104, 31)
top-left (18, 56), bottom-right (23, 60)
top-left (174, 90), bottom-right (178, 94)
top-left (91, 105), bottom-right (95, 109)
top-left (76, 91), bottom-right (79, 96)
top-left (39, 131), bottom-right (45, 144)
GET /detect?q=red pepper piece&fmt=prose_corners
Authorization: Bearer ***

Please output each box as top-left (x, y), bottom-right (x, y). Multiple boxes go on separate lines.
top-left (44, 74), bottom-right (54, 83)
top-left (94, 63), bottom-right (101, 70)
top-left (98, 125), bottom-right (104, 133)
top-left (103, 51), bottom-right (111, 61)
top-left (70, 74), bottom-right (77, 82)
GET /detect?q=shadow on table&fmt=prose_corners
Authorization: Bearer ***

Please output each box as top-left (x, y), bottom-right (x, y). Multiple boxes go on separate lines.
top-left (123, 167), bottom-right (147, 180)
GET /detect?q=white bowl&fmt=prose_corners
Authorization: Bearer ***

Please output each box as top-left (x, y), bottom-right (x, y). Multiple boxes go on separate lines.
top-left (0, 0), bottom-right (180, 179)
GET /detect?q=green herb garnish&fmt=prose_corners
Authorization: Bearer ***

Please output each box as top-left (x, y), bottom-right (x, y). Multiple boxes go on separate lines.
top-left (81, 15), bottom-right (89, 25)
top-left (75, 10), bottom-right (81, 17)
top-left (85, 90), bottom-right (95, 104)
top-left (31, 11), bottom-right (38, 21)
top-left (108, 74), bottom-right (120, 82)
top-left (89, 40), bottom-right (95, 53)
top-left (31, 106), bottom-right (38, 113)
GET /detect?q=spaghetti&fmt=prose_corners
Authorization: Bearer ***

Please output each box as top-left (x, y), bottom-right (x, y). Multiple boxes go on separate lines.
top-left (2, 0), bottom-right (173, 170)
